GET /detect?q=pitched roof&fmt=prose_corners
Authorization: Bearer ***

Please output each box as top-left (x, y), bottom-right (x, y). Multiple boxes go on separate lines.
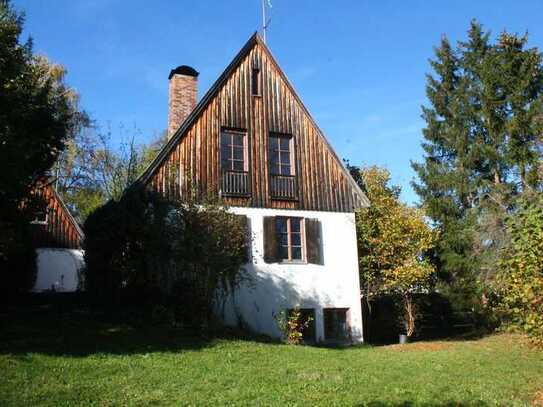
top-left (32, 177), bottom-right (84, 249)
top-left (136, 32), bottom-right (369, 207)
top-left (48, 181), bottom-right (85, 241)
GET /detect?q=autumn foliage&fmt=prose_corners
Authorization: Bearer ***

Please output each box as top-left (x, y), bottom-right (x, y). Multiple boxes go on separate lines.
top-left (350, 165), bottom-right (436, 337)
top-left (496, 195), bottom-right (543, 346)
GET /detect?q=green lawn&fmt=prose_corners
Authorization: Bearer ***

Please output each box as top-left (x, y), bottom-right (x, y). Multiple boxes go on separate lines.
top-left (1, 306), bottom-right (543, 406)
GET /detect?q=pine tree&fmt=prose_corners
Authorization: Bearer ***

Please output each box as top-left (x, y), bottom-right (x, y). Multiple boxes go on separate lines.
top-left (412, 21), bottom-right (543, 310)
top-left (411, 30), bottom-right (481, 307)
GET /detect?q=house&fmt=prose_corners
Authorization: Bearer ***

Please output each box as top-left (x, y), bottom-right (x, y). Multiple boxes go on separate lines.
top-left (137, 33), bottom-right (369, 343)
top-left (30, 177), bottom-right (85, 292)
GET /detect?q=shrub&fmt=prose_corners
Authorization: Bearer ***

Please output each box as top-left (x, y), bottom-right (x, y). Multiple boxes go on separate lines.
top-left (1, 205), bottom-right (37, 296)
top-left (274, 307), bottom-right (313, 345)
top-left (496, 195), bottom-right (543, 346)
top-left (82, 188), bottom-right (249, 325)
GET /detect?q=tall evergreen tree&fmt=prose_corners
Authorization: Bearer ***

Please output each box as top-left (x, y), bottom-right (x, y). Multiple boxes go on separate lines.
top-left (412, 21), bottom-right (543, 310)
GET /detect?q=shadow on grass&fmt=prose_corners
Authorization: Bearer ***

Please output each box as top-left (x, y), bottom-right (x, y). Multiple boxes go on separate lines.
top-left (1, 294), bottom-right (491, 356)
top-left (0, 302), bottom-right (280, 358)
top-left (365, 330), bottom-right (493, 348)
top-left (356, 402), bottom-right (489, 407)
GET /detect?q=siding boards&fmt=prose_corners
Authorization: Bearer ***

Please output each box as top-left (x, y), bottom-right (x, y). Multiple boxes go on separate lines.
top-left (31, 181), bottom-right (83, 249)
top-left (147, 40), bottom-right (364, 213)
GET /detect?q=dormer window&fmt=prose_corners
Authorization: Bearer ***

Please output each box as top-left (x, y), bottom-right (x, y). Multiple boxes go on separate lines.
top-left (251, 68), bottom-right (261, 96)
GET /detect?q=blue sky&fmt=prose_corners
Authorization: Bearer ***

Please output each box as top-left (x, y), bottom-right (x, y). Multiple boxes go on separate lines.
top-left (15, 0), bottom-right (543, 203)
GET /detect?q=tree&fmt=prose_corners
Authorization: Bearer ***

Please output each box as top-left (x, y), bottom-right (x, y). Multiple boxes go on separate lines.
top-left (0, 0), bottom-right (87, 292)
top-left (54, 126), bottom-right (166, 221)
top-left (348, 164), bottom-right (436, 338)
top-left (0, 0), bottom-right (87, 208)
top-left (412, 21), bottom-right (543, 311)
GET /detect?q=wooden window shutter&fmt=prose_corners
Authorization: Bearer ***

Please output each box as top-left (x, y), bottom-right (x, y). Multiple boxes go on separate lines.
top-left (235, 214), bottom-right (248, 232)
top-left (305, 218), bottom-right (323, 265)
top-left (235, 214), bottom-right (250, 259)
top-left (263, 216), bottom-right (278, 263)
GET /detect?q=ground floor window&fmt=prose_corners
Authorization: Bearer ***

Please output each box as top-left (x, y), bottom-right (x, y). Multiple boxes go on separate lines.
top-left (323, 308), bottom-right (349, 341)
top-left (276, 217), bottom-right (304, 262)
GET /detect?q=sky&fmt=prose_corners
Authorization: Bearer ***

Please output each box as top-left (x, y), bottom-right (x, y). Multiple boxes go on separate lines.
top-left (15, 0), bottom-right (543, 204)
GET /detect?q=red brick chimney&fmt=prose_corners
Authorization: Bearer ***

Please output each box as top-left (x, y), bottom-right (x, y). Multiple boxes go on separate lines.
top-left (168, 65), bottom-right (199, 139)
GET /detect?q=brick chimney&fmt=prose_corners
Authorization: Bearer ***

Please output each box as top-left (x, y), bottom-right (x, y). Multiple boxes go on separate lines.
top-left (168, 65), bottom-right (199, 139)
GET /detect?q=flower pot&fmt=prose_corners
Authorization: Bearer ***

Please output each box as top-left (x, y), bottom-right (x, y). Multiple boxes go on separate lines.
top-left (399, 334), bottom-right (408, 344)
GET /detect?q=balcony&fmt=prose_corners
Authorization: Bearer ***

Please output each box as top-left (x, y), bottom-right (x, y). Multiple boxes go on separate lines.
top-left (221, 170), bottom-right (250, 197)
top-left (270, 174), bottom-right (297, 200)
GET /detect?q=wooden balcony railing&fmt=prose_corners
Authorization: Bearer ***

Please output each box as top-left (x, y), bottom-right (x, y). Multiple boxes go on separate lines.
top-left (270, 174), bottom-right (297, 200)
top-left (221, 170), bottom-right (251, 197)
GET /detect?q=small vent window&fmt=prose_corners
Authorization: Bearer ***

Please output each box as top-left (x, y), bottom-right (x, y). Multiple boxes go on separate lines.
top-left (252, 68), bottom-right (261, 96)
top-left (30, 201), bottom-right (48, 225)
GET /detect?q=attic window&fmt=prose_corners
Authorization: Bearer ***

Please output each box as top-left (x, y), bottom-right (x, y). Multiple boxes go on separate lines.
top-left (220, 129), bottom-right (247, 172)
top-left (30, 200), bottom-right (48, 225)
top-left (269, 134), bottom-right (294, 176)
top-left (220, 129), bottom-right (250, 197)
top-left (251, 68), bottom-right (261, 96)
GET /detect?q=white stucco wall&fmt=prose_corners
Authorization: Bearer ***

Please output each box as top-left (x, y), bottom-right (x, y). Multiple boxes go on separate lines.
top-left (221, 207), bottom-right (363, 343)
top-left (33, 249), bottom-right (85, 292)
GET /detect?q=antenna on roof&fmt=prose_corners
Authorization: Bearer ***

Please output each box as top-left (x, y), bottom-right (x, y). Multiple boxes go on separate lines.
top-left (261, 0), bottom-right (272, 43)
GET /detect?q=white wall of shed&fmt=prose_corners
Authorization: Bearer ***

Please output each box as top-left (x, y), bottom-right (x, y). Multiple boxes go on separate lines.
top-left (34, 249), bottom-right (84, 292)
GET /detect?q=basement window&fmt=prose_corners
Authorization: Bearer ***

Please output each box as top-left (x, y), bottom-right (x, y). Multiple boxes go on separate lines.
top-left (252, 68), bottom-right (261, 96)
top-left (323, 308), bottom-right (349, 341)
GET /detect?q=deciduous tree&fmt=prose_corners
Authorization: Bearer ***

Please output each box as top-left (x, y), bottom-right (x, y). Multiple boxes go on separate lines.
top-left (349, 165), bottom-right (436, 338)
top-left (54, 127), bottom-right (166, 220)
top-left (0, 0), bottom-right (87, 292)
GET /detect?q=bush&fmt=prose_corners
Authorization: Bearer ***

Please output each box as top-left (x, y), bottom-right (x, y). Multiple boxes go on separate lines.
top-left (0, 206), bottom-right (37, 296)
top-left (82, 188), bottom-right (249, 325)
top-left (274, 307), bottom-right (313, 345)
top-left (496, 195), bottom-right (543, 346)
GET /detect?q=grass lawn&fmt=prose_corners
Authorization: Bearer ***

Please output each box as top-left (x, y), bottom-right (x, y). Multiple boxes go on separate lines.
top-left (1, 305), bottom-right (543, 406)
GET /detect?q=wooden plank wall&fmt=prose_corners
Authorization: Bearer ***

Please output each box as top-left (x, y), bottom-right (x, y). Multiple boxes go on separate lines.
top-left (31, 182), bottom-right (83, 249)
top-left (148, 42), bottom-right (365, 213)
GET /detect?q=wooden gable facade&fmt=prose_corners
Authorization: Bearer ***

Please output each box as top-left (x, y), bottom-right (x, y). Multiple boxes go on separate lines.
top-left (139, 33), bottom-right (369, 212)
top-left (30, 178), bottom-right (84, 249)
